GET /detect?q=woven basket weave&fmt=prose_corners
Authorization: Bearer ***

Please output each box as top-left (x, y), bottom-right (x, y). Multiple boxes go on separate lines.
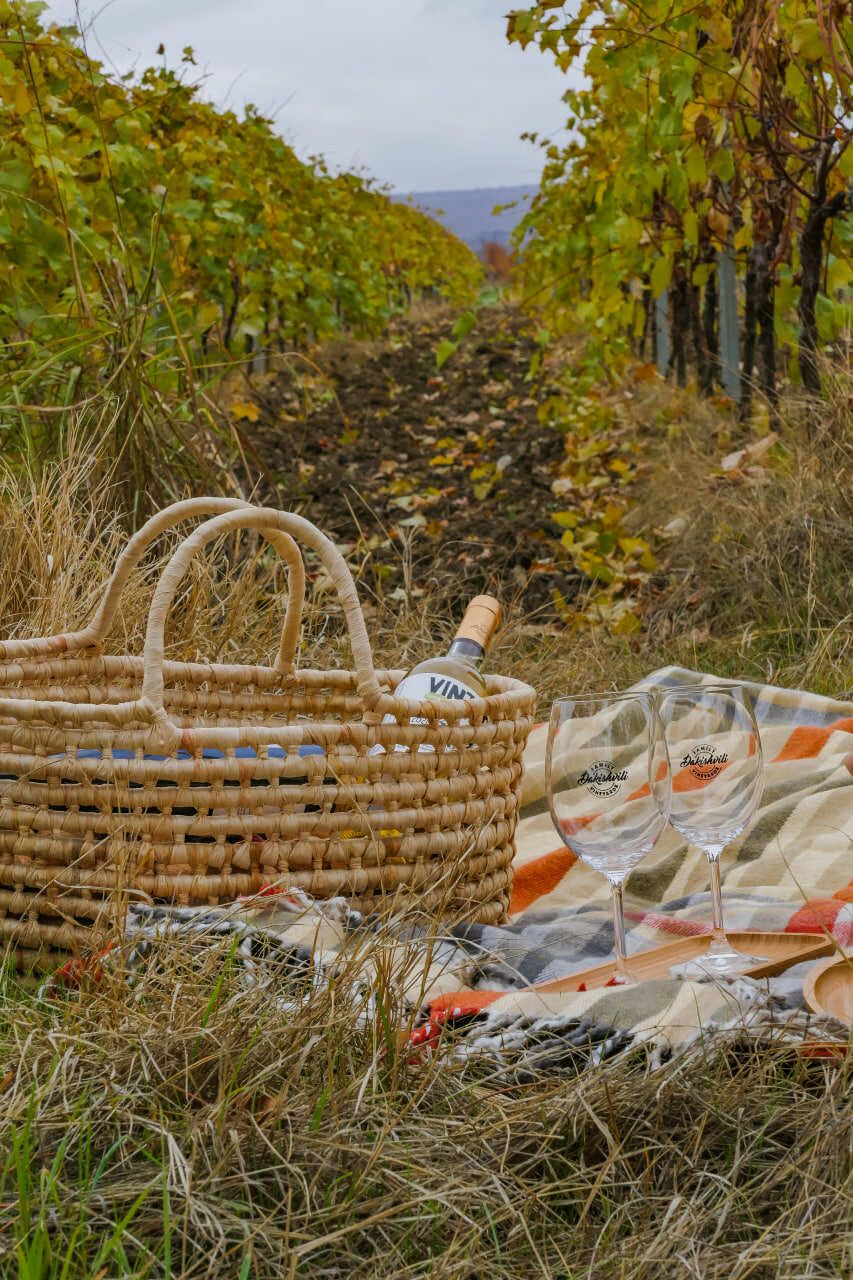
top-left (0, 500), bottom-right (536, 964)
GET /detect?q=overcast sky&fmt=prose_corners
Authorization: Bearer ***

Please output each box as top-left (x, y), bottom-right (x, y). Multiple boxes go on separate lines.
top-left (40, 0), bottom-right (576, 191)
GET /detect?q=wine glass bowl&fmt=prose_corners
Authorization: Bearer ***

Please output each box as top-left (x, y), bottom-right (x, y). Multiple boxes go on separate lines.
top-left (546, 692), bottom-right (671, 984)
top-left (659, 683), bottom-right (765, 976)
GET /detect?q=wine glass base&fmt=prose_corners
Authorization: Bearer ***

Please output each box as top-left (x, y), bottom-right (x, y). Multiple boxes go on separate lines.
top-left (675, 949), bottom-right (769, 980)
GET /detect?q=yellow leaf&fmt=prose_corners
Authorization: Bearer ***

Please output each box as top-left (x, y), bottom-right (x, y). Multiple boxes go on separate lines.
top-left (826, 258), bottom-right (851, 293)
top-left (612, 610), bottom-right (642, 636)
top-left (705, 15), bottom-right (732, 48)
top-left (682, 103), bottom-right (704, 132)
top-left (230, 399), bottom-right (260, 422)
top-left (791, 19), bottom-right (826, 62)
top-left (707, 208), bottom-right (730, 245)
top-left (14, 80), bottom-right (31, 116)
top-left (685, 147), bottom-right (706, 187)
top-left (650, 255), bottom-right (673, 298)
top-left (734, 223), bottom-right (753, 252)
top-left (602, 502), bottom-right (626, 529)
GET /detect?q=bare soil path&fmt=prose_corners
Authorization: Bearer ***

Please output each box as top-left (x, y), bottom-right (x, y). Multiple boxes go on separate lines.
top-left (246, 305), bottom-right (579, 618)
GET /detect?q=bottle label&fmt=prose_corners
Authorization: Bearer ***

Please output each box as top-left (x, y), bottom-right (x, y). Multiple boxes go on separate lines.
top-left (393, 671), bottom-right (480, 707)
top-left (370, 670), bottom-right (480, 755)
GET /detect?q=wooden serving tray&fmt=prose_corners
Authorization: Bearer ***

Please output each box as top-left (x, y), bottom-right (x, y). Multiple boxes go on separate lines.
top-left (803, 951), bottom-right (853, 1027)
top-left (533, 931), bottom-right (835, 994)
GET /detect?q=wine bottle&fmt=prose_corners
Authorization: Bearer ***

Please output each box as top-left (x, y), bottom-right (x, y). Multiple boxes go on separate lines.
top-left (372, 595), bottom-right (501, 754)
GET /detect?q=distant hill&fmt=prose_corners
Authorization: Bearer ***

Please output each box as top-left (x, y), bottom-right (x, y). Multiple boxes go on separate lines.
top-left (394, 185), bottom-right (535, 252)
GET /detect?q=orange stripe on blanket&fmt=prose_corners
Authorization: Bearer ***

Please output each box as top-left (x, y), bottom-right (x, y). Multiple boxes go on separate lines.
top-left (772, 716), bottom-right (853, 763)
top-left (624, 911), bottom-right (711, 937)
top-left (509, 846), bottom-right (577, 914)
top-left (429, 989), bottom-right (503, 1017)
top-left (786, 899), bottom-right (845, 934)
top-left (834, 880), bottom-right (853, 903)
top-left (672, 762), bottom-right (731, 793)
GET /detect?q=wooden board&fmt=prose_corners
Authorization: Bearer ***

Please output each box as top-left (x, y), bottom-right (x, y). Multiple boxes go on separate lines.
top-left (803, 951), bottom-right (853, 1028)
top-left (533, 932), bottom-right (835, 994)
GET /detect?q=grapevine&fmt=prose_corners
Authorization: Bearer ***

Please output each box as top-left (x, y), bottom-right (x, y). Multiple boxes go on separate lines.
top-left (508, 1), bottom-right (852, 402)
top-left (0, 1), bottom-right (481, 407)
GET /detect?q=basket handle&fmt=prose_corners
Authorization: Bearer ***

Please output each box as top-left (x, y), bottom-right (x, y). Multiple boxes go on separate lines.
top-left (141, 507), bottom-right (384, 717)
top-left (0, 497), bottom-right (305, 671)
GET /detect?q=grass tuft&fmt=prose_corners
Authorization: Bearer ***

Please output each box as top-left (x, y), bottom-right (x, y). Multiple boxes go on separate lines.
top-left (0, 938), bottom-right (850, 1277)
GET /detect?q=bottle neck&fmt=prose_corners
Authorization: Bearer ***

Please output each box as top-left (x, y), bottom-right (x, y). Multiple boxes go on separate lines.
top-left (447, 636), bottom-right (485, 666)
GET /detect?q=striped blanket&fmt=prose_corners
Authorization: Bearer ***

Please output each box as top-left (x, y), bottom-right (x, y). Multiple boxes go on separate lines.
top-left (420, 665), bottom-right (853, 1070)
top-left (504, 665), bottom-right (853, 942)
top-left (85, 667), bottom-right (852, 1072)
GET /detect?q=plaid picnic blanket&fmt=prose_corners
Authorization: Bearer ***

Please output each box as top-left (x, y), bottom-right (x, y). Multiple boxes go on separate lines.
top-left (454, 664), bottom-right (852, 966)
top-left (425, 665), bottom-right (853, 1069)
top-left (78, 666), bottom-right (851, 1073)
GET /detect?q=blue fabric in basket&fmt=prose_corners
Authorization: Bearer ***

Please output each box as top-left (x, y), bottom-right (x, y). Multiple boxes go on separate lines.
top-left (73, 745), bottom-right (324, 761)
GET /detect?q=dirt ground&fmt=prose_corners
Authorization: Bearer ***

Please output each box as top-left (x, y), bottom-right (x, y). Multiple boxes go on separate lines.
top-left (245, 305), bottom-right (581, 619)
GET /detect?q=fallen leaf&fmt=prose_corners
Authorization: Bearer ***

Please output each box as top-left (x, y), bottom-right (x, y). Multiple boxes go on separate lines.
top-left (745, 431), bottom-right (779, 461)
top-left (720, 448), bottom-right (746, 471)
top-left (230, 399), bottom-right (260, 422)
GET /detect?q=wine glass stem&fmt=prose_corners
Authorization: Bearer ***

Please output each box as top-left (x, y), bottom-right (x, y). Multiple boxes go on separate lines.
top-left (705, 845), bottom-right (728, 947)
top-left (609, 879), bottom-right (631, 982)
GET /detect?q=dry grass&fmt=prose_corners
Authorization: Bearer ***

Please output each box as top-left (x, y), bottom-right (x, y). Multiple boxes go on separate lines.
top-left (488, 368), bottom-right (852, 707)
top-left (0, 375), bottom-right (851, 1277)
top-left (0, 935), bottom-right (851, 1279)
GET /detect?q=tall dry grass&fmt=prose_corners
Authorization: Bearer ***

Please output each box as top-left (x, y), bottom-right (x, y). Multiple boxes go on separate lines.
top-left (0, 931), bottom-right (850, 1279)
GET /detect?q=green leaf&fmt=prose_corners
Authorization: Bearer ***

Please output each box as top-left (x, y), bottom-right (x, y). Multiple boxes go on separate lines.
top-left (683, 210), bottom-right (699, 248)
top-left (435, 339), bottom-right (457, 369)
top-left (686, 147), bottom-right (706, 186)
top-left (650, 255), bottom-right (673, 298)
top-left (451, 310), bottom-right (477, 340)
top-left (551, 511), bottom-right (578, 529)
top-left (712, 149), bottom-right (735, 183)
top-left (587, 559), bottom-right (616, 584)
top-left (0, 161), bottom-right (32, 194)
top-left (692, 261), bottom-right (713, 287)
top-left (791, 20), bottom-right (826, 62)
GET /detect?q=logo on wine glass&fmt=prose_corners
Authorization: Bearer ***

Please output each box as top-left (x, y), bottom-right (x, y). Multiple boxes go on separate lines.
top-left (680, 743), bottom-right (729, 780)
top-left (577, 760), bottom-right (629, 797)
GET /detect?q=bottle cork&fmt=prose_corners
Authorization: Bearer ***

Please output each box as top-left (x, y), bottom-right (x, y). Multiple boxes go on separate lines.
top-left (454, 595), bottom-right (502, 649)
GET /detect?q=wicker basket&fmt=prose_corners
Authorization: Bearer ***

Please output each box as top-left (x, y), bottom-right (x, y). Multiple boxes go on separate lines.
top-left (0, 500), bottom-right (536, 963)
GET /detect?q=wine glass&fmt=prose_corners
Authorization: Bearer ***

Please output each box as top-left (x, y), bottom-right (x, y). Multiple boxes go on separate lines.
top-left (546, 692), bottom-right (671, 985)
top-left (658, 683), bottom-right (765, 976)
